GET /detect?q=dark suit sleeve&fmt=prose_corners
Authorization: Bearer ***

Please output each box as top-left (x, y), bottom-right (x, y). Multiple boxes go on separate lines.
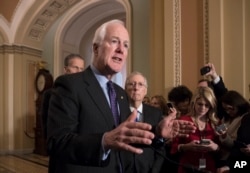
top-left (47, 75), bottom-right (108, 167)
top-left (41, 89), bottom-right (52, 139)
top-left (144, 105), bottom-right (166, 173)
top-left (213, 76), bottom-right (228, 99)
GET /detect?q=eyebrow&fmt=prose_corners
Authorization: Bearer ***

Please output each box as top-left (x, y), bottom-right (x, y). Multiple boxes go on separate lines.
top-left (111, 36), bottom-right (129, 44)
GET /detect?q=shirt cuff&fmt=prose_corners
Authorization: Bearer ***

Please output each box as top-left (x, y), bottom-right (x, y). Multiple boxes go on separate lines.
top-left (101, 134), bottom-right (111, 160)
top-left (213, 75), bottom-right (220, 84)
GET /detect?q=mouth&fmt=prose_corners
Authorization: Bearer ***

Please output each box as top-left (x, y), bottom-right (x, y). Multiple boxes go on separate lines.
top-left (112, 56), bottom-right (122, 63)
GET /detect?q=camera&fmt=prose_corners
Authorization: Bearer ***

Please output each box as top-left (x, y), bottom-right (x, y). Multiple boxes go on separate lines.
top-left (200, 66), bottom-right (211, 75)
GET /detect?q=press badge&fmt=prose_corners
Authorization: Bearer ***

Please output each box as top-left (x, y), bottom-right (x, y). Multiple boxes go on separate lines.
top-left (199, 158), bottom-right (206, 169)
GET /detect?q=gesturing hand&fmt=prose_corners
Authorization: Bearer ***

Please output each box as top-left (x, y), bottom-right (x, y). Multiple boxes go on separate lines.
top-left (103, 110), bottom-right (155, 154)
top-left (157, 108), bottom-right (196, 139)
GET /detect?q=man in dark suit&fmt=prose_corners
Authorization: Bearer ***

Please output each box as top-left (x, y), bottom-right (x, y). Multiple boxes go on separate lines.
top-left (42, 53), bottom-right (85, 139)
top-left (125, 71), bottom-right (178, 173)
top-left (198, 62), bottom-right (228, 120)
top-left (47, 19), bottom-right (196, 173)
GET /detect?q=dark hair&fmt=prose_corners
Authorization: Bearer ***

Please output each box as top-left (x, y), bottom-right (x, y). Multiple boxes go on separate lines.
top-left (221, 90), bottom-right (250, 116)
top-left (64, 54), bottom-right (84, 66)
top-left (150, 95), bottom-right (167, 114)
top-left (168, 85), bottom-right (193, 104)
top-left (198, 78), bottom-right (214, 90)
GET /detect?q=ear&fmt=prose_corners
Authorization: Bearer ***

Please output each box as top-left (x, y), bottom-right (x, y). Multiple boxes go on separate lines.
top-left (143, 87), bottom-right (148, 97)
top-left (93, 43), bottom-right (98, 55)
top-left (63, 67), bottom-right (67, 73)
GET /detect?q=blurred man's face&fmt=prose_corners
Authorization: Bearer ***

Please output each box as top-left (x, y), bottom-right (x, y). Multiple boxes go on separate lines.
top-left (125, 74), bottom-right (147, 103)
top-left (64, 58), bottom-right (84, 74)
top-left (93, 23), bottom-right (129, 78)
top-left (198, 81), bottom-right (208, 87)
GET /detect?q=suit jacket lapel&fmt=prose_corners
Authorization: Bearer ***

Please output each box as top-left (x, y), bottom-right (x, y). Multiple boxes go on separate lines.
top-left (84, 67), bottom-right (115, 128)
top-left (115, 84), bottom-right (130, 123)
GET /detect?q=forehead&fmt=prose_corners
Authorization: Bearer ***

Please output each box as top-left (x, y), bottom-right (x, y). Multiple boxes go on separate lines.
top-left (129, 74), bottom-right (145, 82)
top-left (151, 98), bottom-right (159, 103)
top-left (196, 97), bottom-right (207, 103)
top-left (105, 23), bottom-right (129, 41)
top-left (198, 81), bottom-right (208, 87)
top-left (68, 58), bottom-right (84, 65)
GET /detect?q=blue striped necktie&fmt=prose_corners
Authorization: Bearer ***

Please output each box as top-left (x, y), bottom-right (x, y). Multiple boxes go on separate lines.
top-left (136, 110), bottom-right (141, 122)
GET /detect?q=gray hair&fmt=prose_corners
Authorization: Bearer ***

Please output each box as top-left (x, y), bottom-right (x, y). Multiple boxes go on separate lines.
top-left (91, 19), bottom-right (125, 62)
top-left (125, 71), bottom-right (148, 88)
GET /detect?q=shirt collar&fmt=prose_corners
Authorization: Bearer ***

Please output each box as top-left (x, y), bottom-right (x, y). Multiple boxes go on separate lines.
top-left (129, 103), bottom-right (143, 113)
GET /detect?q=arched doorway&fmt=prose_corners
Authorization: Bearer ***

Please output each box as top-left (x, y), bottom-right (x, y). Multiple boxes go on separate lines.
top-left (42, 0), bottom-right (131, 87)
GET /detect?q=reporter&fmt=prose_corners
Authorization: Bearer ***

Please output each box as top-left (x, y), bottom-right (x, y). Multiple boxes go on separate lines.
top-left (219, 90), bottom-right (250, 173)
top-left (171, 87), bottom-right (220, 173)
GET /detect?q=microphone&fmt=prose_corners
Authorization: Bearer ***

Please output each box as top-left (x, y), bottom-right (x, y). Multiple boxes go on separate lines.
top-left (149, 145), bottom-right (212, 173)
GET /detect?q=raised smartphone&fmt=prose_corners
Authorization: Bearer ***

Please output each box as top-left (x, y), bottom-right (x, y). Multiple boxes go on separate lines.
top-left (200, 66), bottom-right (211, 75)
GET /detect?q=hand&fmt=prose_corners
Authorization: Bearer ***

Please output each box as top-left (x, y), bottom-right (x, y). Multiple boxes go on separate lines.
top-left (181, 140), bottom-right (201, 152)
top-left (195, 139), bottom-right (219, 152)
top-left (204, 62), bottom-right (218, 80)
top-left (217, 166), bottom-right (230, 173)
top-left (240, 144), bottom-right (250, 156)
top-left (156, 108), bottom-right (196, 139)
top-left (103, 110), bottom-right (154, 154)
top-left (215, 126), bottom-right (228, 137)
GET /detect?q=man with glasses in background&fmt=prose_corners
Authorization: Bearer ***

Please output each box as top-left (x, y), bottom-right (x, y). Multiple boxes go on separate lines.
top-left (124, 71), bottom-right (177, 173)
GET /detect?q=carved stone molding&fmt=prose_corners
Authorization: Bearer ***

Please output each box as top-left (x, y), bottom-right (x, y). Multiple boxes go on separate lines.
top-left (28, 0), bottom-right (80, 41)
top-left (173, 0), bottom-right (181, 86)
top-left (203, 0), bottom-right (209, 63)
top-left (0, 44), bottom-right (42, 56)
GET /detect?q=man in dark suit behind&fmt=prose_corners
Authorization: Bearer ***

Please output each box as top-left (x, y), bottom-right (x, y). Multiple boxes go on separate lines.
top-left (124, 71), bottom-right (179, 173)
top-left (47, 19), bottom-right (196, 173)
top-left (41, 53), bottom-right (85, 140)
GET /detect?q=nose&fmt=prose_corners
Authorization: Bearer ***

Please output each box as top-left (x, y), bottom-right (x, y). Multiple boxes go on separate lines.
top-left (116, 46), bottom-right (123, 54)
top-left (116, 42), bottom-right (125, 53)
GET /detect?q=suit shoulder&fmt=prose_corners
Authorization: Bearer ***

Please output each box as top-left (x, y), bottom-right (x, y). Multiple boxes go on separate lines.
top-left (143, 104), bottom-right (161, 111)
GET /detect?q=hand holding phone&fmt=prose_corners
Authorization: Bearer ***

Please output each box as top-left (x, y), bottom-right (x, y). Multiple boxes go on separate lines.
top-left (200, 66), bottom-right (211, 75)
top-left (200, 139), bottom-right (210, 145)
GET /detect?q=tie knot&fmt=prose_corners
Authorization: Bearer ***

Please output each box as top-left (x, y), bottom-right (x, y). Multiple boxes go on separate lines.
top-left (107, 81), bottom-right (114, 89)
top-left (136, 110), bottom-right (142, 122)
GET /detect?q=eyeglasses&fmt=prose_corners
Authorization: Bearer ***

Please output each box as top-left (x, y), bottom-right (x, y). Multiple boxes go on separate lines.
top-left (126, 82), bottom-right (146, 88)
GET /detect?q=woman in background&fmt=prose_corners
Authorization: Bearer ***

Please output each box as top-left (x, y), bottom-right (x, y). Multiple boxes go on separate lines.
top-left (171, 87), bottom-right (220, 173)
top-left (217, 90), bottom-right (250, 173)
